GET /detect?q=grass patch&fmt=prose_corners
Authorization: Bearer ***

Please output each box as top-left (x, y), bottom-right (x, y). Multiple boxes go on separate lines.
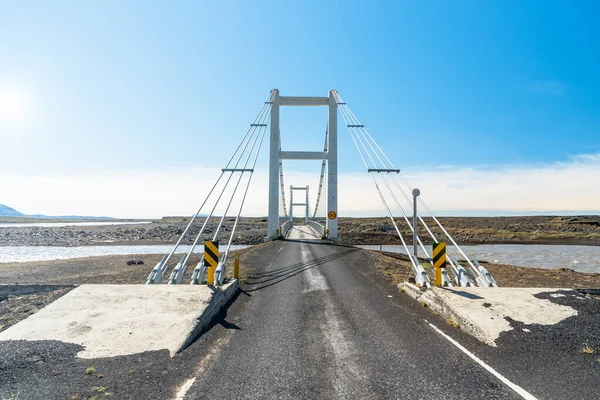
top-left (85, 366), bottom-right (96, 375)
top-left (446, 318), bottom-right (460, 328)
top-left (91, 386), bottom-right (108, 393)
top-left (581, 344), bottom-right (595, 355)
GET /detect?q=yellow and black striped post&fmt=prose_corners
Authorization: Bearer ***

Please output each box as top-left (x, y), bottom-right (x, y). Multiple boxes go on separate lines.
top-left (204, 240), bottom-right (219, 285)
top-left (432, 242), bottom-right (447, 287)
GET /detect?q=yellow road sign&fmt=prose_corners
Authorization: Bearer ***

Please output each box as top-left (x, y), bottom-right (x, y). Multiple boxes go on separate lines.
top-left (432, 242), bottom-right (447, 287)
top-left (328, 211), bottom-right (337, 220)
top-left (204, 240), bottom-right (219, 267)
top-left (432, 242), bottom-right (446, 269)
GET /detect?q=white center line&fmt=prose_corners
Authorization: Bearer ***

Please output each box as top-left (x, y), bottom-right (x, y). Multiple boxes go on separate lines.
top-left (425, 320), bottom-right (539, 400)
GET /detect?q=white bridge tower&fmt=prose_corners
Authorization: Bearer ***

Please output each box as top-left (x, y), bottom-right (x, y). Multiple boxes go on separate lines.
top-left (266, 89), bottom-right (338, 240)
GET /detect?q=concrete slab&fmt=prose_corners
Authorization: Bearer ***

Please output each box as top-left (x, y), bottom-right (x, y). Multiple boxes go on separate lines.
top-left (0, 281), bottom-right (238, 358)
top-left (401, 283), bottom-right (578, 346)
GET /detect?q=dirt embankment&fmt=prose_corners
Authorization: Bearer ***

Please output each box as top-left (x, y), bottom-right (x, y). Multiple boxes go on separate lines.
top-left (338, 215), bottom-right (600, 245)
top-left (371, 250), bottom-right (600, 290)
top-left (1, 215), bottom-right (599, 247)
top-left (0, 218), bottom-right (269, 247)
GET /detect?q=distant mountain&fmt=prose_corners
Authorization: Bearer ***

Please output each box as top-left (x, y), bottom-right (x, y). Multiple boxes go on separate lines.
top-left (0, 204), bottom-right (24, 217)
top-left (0, 204), bottom-right (115, 220)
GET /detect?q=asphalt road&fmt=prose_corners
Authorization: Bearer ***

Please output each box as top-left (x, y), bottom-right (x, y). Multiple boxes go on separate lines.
top-left (2, 232), bottom-right (597, 399)
top-left (184, 235), bottom-right (522, 399)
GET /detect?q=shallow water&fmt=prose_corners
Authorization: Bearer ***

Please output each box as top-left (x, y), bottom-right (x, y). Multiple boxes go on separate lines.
top-left (0, 221), bottom-right (152, 228)
top-left (0, 244), bottom-right (250, 263)
top-left (358, 244), bottom-right (600, 274)
top-left (1, 242), bottom-right (598, 273)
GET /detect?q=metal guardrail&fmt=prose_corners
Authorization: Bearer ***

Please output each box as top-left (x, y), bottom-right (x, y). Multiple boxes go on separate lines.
top-left (306, 220), bottom-right (326, 238)
top-left (281, 220), bottom-right (293, 237)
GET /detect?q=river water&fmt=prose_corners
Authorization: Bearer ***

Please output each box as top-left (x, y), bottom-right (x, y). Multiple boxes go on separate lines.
top-left (0, 236), bottom-right (598, 273)
top-left (358, 244), bottom-right (600, 274)
top-left (0, 244), bottom-right (250, 263)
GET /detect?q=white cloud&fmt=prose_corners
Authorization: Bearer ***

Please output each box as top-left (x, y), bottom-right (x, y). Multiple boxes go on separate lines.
top-left (1, 154), bottom-right (599, 218)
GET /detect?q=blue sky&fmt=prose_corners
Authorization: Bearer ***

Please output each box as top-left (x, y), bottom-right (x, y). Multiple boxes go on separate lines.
top-left (1, 1), bottom-right (599, 217)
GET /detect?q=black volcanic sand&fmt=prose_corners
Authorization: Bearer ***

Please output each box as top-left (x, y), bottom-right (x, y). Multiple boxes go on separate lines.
top-left (1, 215), bottom-right (599, 247)
top-left (0, 222), bottom-right (599, 399)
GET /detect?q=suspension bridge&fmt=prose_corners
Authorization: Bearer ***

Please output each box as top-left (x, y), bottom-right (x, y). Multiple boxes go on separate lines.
top-left (146, 89), bottom-right (498, 290)
top-left (3, 90), bottom-right (592, 400)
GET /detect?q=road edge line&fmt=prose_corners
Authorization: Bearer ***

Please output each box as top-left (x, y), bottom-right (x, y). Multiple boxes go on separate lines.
top-left (425, 320), bottom-right (539, 400)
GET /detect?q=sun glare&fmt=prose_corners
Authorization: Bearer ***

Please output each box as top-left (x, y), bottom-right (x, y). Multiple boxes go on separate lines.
top-left (0, 88), bottom-right (29, 123)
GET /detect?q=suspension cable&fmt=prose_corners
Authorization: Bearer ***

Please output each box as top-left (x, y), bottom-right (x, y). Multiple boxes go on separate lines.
top-left (311, 126), bottom-right (328, 218)
top-left (219, 117), bottom-right (269, 269)
top-left (149, 91), bottom-right (274, 283)
top-left (279, 135), bottom-right (288, 218)
top-left (181, 95), bottom-right (272, 266)
top-left (335, 90), bottom-right (478, 276)
top-left (211, 112), bottom-right (267, 241)
top-left (341, 108), bottom-right (418, 269)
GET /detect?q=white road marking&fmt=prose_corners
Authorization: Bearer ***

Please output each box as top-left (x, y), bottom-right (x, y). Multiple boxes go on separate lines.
top-left (301, 245), bottom-right (329, 293)
top-left (320, 302), bottom-right (369, 398)
top-left (299, 243), bottom-right (368, 396)
top-left (425, 320), bottom-right (539, 400)
top-left (173, 377), bottom-right (196, 400)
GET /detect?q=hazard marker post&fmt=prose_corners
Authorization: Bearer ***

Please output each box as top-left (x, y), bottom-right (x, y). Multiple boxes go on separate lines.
top-left (432, 242), bottom-right (447, 287)
top-left (204, 240), bottom-right (219, 285)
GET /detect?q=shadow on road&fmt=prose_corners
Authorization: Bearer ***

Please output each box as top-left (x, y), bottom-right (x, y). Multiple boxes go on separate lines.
top-left (245, 248), bottom-right (358, 292)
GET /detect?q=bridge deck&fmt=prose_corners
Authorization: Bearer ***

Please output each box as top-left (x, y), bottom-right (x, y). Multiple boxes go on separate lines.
top-left (285, 224), bottom-right (322, 240)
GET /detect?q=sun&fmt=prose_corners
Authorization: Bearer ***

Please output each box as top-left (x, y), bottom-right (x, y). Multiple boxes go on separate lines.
top-left (0, 87), bottom-right (29, 123)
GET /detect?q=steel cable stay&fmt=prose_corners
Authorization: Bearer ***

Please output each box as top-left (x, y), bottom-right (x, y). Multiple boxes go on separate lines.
top-left (394, 173), bottom-right (495, 286)
top-left (342, 109), bottom-right (428, 285)
top-left (338, 103), bottom-right (431, 254)
top-left (188, 112), bottom-right (270, 284)
top-left (214, 119), bottom-right (270, 285)
top-left (340, 94), bottom-right (482, 284)
top-left (345, 109), bottom-right (469, 284)
top-left (147, 91), bottom-right (274, 284)
top-left (279, 134), bottom-right (288, 219)
top-left (177, 117), bottom-right (272, 285)
top-left (335, 93), bottom-right (460, 243)
top-left (311, 126), bottom-right (328, 219)
top-left (337, 102), bottom-right (465, 281)
top-left (335, 91), bottom-right (495, 287)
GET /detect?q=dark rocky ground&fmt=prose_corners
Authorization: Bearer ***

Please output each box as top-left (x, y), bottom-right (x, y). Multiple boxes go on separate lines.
top-left (1, 243), bottom-right (599, 400)
top-left (1, 215), bottom-right (599, 247)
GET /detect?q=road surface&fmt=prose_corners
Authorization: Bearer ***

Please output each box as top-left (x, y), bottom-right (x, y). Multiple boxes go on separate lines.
top-left (184, 235), bottom-right (523, 399)
top-left (2, 230), bottom-right (598, 399)
top-left (286, 224), bottom-right (322, 240)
